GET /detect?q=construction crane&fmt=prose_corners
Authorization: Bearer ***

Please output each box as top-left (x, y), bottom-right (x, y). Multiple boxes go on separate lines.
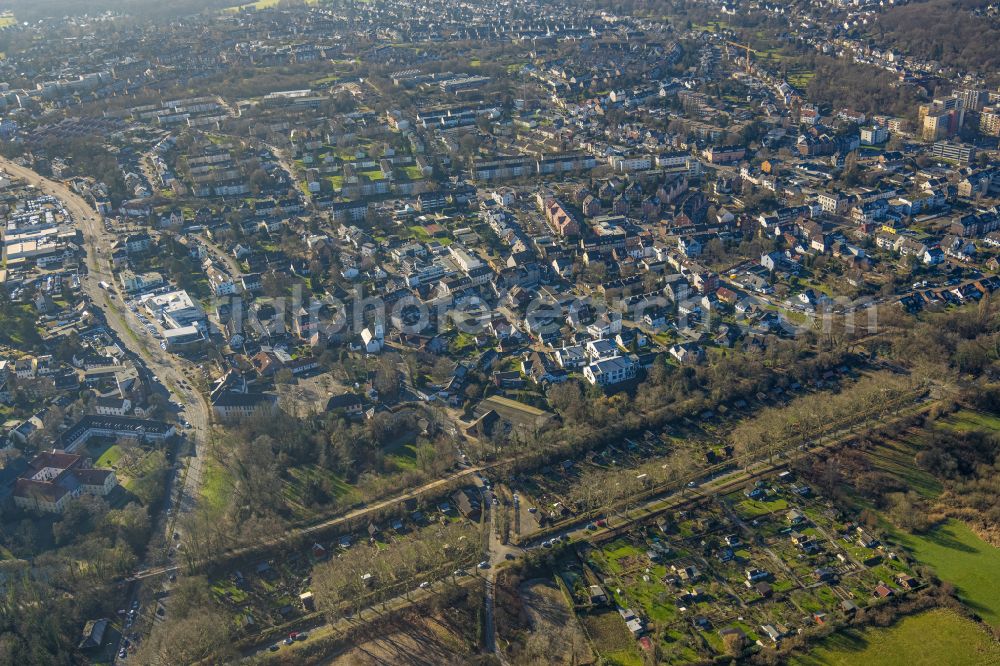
top-left (724, 40), bottom-right (756, 73)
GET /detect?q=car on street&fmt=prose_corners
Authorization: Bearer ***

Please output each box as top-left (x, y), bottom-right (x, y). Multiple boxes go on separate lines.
top-left (268, 645), bottom-right (280, 652)
top-left (419, 581), bottom-right (431, 589)
top-left (477, 561), bottom-right (490, 569)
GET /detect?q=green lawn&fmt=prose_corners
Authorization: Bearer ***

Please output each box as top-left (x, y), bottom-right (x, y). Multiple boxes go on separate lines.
top-left (604, 649), bottom-right (644, 666)
top-left (690, 21), bottom-right (730, 33)
top-left (788, 71), bottom-right (816, 89)
top-left (211, 579), bottom-right (248, 604)
top-left (225, 0), bottom-right (279, 9)
top-left (734, 496), bottom-right (788, 518)
top-left (450, 332), bottom-right (477, 354)
top-left (282, 464), bottom-right (356, 520)
top-left (311, 74), bottom-right (341, 86)
top-left (598, 539), bottom-right (643, 575)
top-left (793, 609), bottom-right (1000, 666)
top-left (893, 520), bottom-right (1000, 626)
top-left (937, 409), bottom-right (1000, 434)
top-left (866, 436), bottom-right (941, 498)
top-left (581, 609), bottom-right (642, 665)
top-left (387, 445), bottom-right (419, 471)
top-left (200, 458), bottom-right (234, 514)
top-left (402, 165), bottom-right (425, 180)
top-left (94, 444), bottom-right (125, 469)
top-left (383, 431), bottom-right (420, 473)
top-left (408, 225), bottom-right (431, 241)
top-left (224, 0), bottom-right (317, 11)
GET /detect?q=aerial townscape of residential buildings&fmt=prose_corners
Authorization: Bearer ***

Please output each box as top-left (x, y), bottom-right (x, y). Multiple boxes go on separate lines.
top-left (0, 0), bottom-right (999, 664)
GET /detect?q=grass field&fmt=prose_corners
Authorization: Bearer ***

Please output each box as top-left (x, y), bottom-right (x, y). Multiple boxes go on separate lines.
top-left (382, 430), bottom-right (420, 473)
top-left (282, 464), bottom-right (356, 519)
top-left (200, 458), bottom-right (234, 514)
top-left (793, 609), bottom-right (1000, 666)
top-left (734, 496), bottom-right (788, 518)
top-left (937, 408), bottom-right (1000, 433)
top-left (580, 609), bottom-right (642, 666)
top-left (224, 0), bottom-right (318, 12)
top-left (691, 21), bottom-right (730, 33)
top-left (94, 444), bottom-right (125, 469)
top-left (0, 13), bottom-right (15, 28)
top-left (865, 434), bottom-right (941, 498)
top-left (311, 74), bottom-right (341, 86)
top-left (408, 225), bottom-right (433, 242)
top-left (402, 165), bottom-right (425, 180)
top-left (894, 520), bottom-right (1000, 626)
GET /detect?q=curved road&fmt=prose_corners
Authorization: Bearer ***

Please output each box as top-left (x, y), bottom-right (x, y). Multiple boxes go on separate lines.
top-left (0, 158), bottom-right (212, 539)
top-left (0, 157), bottom-right (214, 661)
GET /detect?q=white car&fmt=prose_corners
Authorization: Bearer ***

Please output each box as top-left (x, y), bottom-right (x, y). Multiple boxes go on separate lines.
top-left (418, 581), bottom-right (430, 589)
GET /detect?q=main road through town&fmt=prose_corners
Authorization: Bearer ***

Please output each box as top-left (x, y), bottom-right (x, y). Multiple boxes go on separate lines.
top-left (0, 156), bottom-right (213, 660)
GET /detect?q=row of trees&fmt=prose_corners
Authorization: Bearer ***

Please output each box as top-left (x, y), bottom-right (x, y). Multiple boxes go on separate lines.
top-left (311, 522), bottom-right (479, 621)
top-left (727, 372), bottom-right (920, 467)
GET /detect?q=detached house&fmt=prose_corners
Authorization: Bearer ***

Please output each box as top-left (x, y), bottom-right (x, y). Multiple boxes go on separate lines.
top-left (583, 355), bottom-right (637, 387)
top-left (669, 343), bottom-right (705, 365)
top-left (326, 393), bottom-right (365, 417)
